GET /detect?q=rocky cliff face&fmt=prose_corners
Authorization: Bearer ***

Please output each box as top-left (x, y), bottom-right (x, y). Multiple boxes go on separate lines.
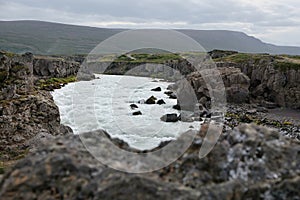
top-left (0, 124), bottom-right (299, 199)
top-left (0, 52), bottom-right (74, 161)
top-left (99, 59), bottom-right (195, 81)
top-left (173, 67), bottom-right (250, 110)
top-left (216, 56), bottom-right (300, 109)
top-left (172, 54), bottom-right (300, 109)
top-left (33, 56), bottom-right (80, 78)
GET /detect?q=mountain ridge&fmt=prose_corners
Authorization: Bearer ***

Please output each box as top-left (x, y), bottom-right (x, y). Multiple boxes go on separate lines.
top-left (1, 20), bottom-right (300, 55)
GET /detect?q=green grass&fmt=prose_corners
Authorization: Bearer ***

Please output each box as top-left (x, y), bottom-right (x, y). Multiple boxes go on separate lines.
top-left (113, 53), bottom-right (182, 63)
top-left (0, 70), bottom-right (8, 82)
top-left (214, 52), bottom-right (300, 71)
top-left (10, 65), bottom-right (29, 73)
top-left (274, 61), bottom-right (300, 71)
top-left (43, 76), bottom-right (77, 84)
top-left (0, 148), bottom-right (29, 174)
top-left (214, 53), bottom-right (271, 63)
top-left (279, 55), bottom-right (300, 60)
top-left (37, 75), bottom-right (77, 90)
top-left (3, 51), bottom-right (15, 58)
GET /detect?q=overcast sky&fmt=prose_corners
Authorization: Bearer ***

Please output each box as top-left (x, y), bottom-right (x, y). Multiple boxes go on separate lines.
top-left (0, 0), bottom-right (299, 46)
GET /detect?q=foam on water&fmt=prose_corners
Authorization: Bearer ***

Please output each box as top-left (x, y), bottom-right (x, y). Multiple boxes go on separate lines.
top-left (52, 74), bottom-right (201, 150)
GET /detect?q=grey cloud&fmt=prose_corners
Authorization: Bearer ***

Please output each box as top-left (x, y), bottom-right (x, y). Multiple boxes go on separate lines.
top-left (0, 0), bottom-right (299, 46)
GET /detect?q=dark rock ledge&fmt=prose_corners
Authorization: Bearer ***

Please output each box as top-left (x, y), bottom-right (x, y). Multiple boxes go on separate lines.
top-left (0, 123), bottom-right (299, 200)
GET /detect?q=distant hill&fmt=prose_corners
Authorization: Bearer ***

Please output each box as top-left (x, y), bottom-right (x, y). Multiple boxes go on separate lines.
top-left (1, 20), bottom-right (300, 55)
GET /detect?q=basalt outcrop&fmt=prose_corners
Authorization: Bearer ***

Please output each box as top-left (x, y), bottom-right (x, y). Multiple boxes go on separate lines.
top-left (0, 52), bottom-right (74, 161)
top-left (169, 52), bottom-right (300, 110)
top-left (173, 67), bottom-right (250, 110)
top-left (86, 59), bottom-right (195, 81)
top-left (33, 56), bottom-right (80, 78)
top-left (0, 124), bottom-right (299, 199)
top-left (215, 54), bottom-right (300, 109)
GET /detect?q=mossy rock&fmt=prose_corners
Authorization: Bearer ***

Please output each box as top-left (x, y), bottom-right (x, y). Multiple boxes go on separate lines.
top-left (0, 70), bottom-right (8, 83)
top-left (274, 61), bottom-right (300, 71)
top-left (0, 148), bottom-right (29, 162)
top-left (283, 121), bottom-right (293, 126)
top-left (214, 53), bottom-right (271, 64)
top-left (114, 53), bottom-right (182, 64)
top-left (0, 165), bottom-right (4, 174)
top-left (37, 75), bottom-right (77, 90)
top-left (3, 52), bottom-right (15, 58)
top-left (11, 65), bottom-right (29, 74)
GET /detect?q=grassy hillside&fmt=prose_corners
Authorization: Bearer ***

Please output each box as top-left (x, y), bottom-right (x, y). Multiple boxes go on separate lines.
top-left (1, 20), bottom-right (300, 55)
top-left (0, 21), bottom-right (122, 55)
top-left (214, 51), bottom-right (300, 70)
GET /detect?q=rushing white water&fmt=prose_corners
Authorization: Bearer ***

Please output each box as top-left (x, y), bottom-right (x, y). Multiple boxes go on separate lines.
top-left (52, 74), bottom-right (201, 150)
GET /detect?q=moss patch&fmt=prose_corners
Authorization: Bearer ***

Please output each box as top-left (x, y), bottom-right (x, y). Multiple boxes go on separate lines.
top-left (0, 70), bottom-right (8, 83)
top-left (0, 148), bottom-right (29, 174)
top-left (274, 61), bottom-right (300, 71)
top-left (114, 53), bottom-right (182, 64)
top-left (3, 51), bottom-right (15, 58)
top-left (214, 53), bottom-right (271, 63)
top-left (37, 75), bottom-right (77, 90)
top-left (11, 65), bottom-right (29, 73)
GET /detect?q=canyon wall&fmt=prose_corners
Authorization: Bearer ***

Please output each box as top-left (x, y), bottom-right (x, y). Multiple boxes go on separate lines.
top-left (0, 52), bottom-right (77, 160)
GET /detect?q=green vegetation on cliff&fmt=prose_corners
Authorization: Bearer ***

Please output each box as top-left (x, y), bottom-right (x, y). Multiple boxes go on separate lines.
top-left (113, 53), bottom-right (182, 63)
top-left (274, 55), bottom-right (300, 70)
top-left (0, 148), bottom-right (29, 174)
top-left (214, 53), bottom-right (271, 63)
top-left (215, 52), bottom-right (300, 71)
top-left (37, 76), bottom-right (77, 90)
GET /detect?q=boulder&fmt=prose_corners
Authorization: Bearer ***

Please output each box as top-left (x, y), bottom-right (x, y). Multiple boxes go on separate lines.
top-left (151, 87), bottom-right (162, 92)
top-left (173, 104), bottom-right (181, 110)
top-left (132, 111), bottom-right (142, 116)
top-left (157, 99), bottom-right (166, 105)
top-left (145, 96), bottom-right (157, 104)
top-left (130, 104), bottom-right (139, 109)
top-left (165, 91), bottom-right (177, 99)
top-left (160, 114), bottom-right (179, 122)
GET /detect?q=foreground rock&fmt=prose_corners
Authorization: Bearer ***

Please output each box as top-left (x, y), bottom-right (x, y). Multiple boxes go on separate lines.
top-left (0, 131), bottom-right (199, 200)
top-left (0, 124), bottom-right (299, 199)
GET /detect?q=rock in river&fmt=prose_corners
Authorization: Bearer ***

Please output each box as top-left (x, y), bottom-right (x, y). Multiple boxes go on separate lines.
top-left (145, 96), bottom-right (157, 104)
top-left (160, 114), bottom-right (179, 122)
top-left (132, 111), bottom-right (142, 116)
top-left (157, 99), bottom-right (166, 105)
top-left (151, 87), bottom-right (162, 92)
top-left (130, 104), bottom-right (139, 109)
